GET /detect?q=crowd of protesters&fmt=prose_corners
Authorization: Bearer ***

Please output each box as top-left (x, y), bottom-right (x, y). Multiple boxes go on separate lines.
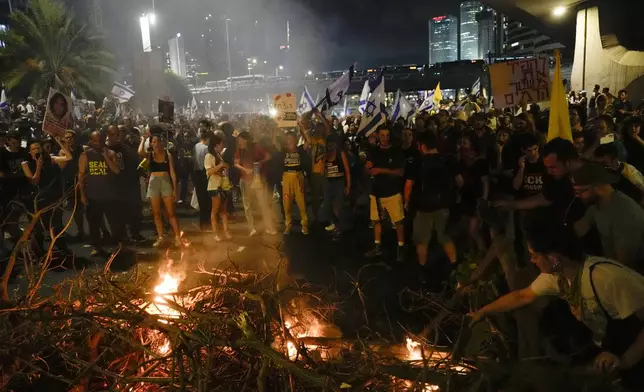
top-left (1, 85), bottom-right (644, 389)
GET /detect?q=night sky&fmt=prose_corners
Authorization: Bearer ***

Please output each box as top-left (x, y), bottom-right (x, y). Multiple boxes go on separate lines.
top-left (74, 0), bottom-right (460, 75)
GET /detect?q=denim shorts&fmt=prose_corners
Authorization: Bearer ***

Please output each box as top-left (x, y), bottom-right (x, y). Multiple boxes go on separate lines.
top-left (147, 175), bottom-right (173, 198)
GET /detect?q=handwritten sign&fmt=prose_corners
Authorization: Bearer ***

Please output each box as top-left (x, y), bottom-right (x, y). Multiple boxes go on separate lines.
top-left (42, 88), bottom-right (72, 138)
top-left (489, 56), bottom-right (551, 109)
top-left (272, 93), bottom-right (297, 128)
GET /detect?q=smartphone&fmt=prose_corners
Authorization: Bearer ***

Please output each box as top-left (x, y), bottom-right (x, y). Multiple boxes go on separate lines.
top-left (35, 152), bottom-right (42, 160)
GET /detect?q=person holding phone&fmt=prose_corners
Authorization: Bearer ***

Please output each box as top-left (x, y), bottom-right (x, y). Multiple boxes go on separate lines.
top-left (21, 137), bottom-right (72, 254)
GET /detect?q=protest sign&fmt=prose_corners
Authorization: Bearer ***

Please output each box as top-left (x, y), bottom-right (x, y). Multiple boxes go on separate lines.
top-left (158, 99), bottom-right (175, 124)
top-left (489, 55), bottom-right (551, 109)
top-left (42, 88), bottom-right (72, 138)
top-left (272, 93), bottom-right (297, 128)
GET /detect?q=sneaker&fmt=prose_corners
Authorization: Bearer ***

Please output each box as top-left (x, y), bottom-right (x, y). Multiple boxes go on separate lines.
top-left (302, 226), bottom-right (309, 236)
top-left (365, 245), bottom-right (383, 258)
top-left (224, 231), bottom-right (232, 240)
top-left (249, 229), bottom-right (258, 236)
top-left (153, 238), bottom-right (164, 248)
top-left (283, 226), bottom-right (292, 235)
top-left (325, 223), bottom-right (337, 232)
top-left (396, 245), bottom-right (405, 263)
top-left (331, 230), bottom-right (342, 242)
top-left (266, 229), bottom-right (277, 235)
top-left (214, 235), bottom-right (222, 242)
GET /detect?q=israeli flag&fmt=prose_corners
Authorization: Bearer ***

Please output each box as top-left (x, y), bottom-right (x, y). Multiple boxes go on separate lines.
top-left (471, 77), bottom-right (481, 97)
top-left (110, 82), bottom-right (135, 103)
top-left (358, 73), bottom-right (385, 137)
top-left (317, 65), bottom-right (354, 110)
top-left (298, 86), bottom-right (315, 114)
top-left (342, 94), bottom-right (348, 117)
top-left (218, 104), bottom-right (223, 114)
top-left (358, 80), bottom-right (370, 114)
top-left (71, 90), bottom-right (82, 119)
top-left (190, 95), bottom-right (198, 119)
top-left (0, 89), bottom-right (8, 110)
top-left (418, 90), bottom-right (436, 113)
top-left (391, 89), bottom-right (414, 121)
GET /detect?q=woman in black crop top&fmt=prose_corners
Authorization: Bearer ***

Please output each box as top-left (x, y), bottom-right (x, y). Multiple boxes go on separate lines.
top-left (138, 130), bottom-right (182, 247)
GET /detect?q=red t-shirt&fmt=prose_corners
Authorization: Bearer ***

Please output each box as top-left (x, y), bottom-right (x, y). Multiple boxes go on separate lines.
top-left (235, 144), bottom-right (268, 180)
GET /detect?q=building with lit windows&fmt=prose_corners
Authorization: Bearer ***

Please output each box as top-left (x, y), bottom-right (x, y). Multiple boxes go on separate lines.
top-left (460, 1), bottom-right (483, 60)
top-left (503, 19), bottom-right (564, 56)
top-left (428, 15), bottom-right (458, 65)
top-left (476, 7), bottom-right (503, 61)
top-left (168, 35), bottom-right (186, 78)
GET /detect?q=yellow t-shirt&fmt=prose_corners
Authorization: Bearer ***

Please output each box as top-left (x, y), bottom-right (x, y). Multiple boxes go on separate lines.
top-left (310, 136), bottom-right (327, 174)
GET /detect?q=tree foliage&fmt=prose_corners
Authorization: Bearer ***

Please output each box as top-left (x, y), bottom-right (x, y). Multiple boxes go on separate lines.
top-left (0, 0), bottom-right (117, 98)
top-left (163, 70), bottom-right (192, 107)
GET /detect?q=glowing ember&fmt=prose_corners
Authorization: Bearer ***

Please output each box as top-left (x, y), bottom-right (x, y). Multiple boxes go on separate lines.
top-left (282, 317), bottom-right (330, 361)
top-left (147, 272), bottom-right (182, 320)
top-left (406, 337), bottom-right (422, 361)
top-left (158, 339), bottom-right (171, 355)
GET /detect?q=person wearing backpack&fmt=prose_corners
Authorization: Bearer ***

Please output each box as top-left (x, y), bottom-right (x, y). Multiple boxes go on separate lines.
top-left (468, 228), bottom-right (644, 390)
top-left (404, 132), bottom-right (460, 266)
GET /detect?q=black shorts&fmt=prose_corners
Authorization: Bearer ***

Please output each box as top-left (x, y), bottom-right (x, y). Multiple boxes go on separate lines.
top-left (208, 189), bottom-right (230, 201)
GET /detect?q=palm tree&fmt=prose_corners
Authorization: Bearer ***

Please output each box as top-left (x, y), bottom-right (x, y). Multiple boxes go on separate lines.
top-left (0, 0), bottom-right (116, 98)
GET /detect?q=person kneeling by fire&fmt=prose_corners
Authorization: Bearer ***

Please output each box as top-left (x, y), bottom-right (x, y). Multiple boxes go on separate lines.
top-left (468, 227), bottom-right (644, 390)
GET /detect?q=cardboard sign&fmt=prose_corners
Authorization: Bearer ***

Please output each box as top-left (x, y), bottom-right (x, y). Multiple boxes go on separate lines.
top-left (489, 55), bottom-right (551, 109)
top-left (158, 99), bottom-right (175, 124)
top-left (42, 88), bottom-right (72, 137)
top-left (273, 93), bottom-right (297, 128)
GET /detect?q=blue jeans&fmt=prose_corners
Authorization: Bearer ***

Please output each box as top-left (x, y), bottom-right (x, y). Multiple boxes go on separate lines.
top-left (320, 177), bottom-right (345, 230)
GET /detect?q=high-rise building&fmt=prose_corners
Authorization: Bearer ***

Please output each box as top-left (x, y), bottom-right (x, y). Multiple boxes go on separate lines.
top-left (503, 19), bottom-right (564, 56)
top-left (428, 15), bottom-right (458, 65)
top-left (168, 35), bottom-right (186, 78)
top-left (476, 7), bottom-right (502, 61)
top-left (460, 1), bottom-right (483, 60)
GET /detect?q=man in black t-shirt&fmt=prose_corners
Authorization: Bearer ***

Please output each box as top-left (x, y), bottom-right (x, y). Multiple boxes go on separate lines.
top-left (365, 126), bottom-right (406, 261)
top-left (107, 125), bottom-right (145, 243)
top-left (404, 132), bottom-right (459, 266)
top-left (496, 138), bottom-right (586, 229)
top-left (512, 134), bottom-right (546, 200)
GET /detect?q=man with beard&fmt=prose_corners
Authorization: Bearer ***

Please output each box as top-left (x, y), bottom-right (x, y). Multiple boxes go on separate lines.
top-left (572, 162), bottom-right (644, 271)
top-left (79, 131), bottom-right (124, 256)
top-left (106, 125), bottom-right (145, 244)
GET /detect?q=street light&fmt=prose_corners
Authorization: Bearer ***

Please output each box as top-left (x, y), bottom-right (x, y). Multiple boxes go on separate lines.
top-left (307, 70), bottom-right (313, 76)
top-left (552, 6), bottom-right (566, 17)
top-left (148, 13), bottom-right (156, 25)
top-left (252, 58), bottom-right (257, 64)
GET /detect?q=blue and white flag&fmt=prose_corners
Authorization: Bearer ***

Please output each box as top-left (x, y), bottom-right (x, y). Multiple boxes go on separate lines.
top-left (358, 80), bottom-right (370, 114)
top-left (110, 82), bottom-right (135, 103)
top-left (298, 86), bottom-right (315, 114)
top-left (418, 87), bottom-right (442, 113)
top-left (357, 73), bottom-right (385, 137)
top-left (0, 89), bottom-right (8, 110)
top-left (471, 77), bottom-right (481, 97)
top-left (71, 90), bottom-right (83, 119)
top-left (218, 104), bottom-right (223, 114)
top-left (317, 65), bottom-right (354, 110)
top-left (190, 95), bottom-right (198, 119)
top-left (342, 94), bottom-right (348, 117)
top-left (391, 89), bottom-right (414, 121)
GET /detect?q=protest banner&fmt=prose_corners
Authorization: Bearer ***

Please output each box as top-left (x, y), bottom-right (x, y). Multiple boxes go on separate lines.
top-left (489, 55), bottom-right (551, 109)
top-left (272, 93), bottom-right (297, 128)
top-left (158, 99), bottom-right (175, 124)
top-left (42, 88), bottom-right (72, 138)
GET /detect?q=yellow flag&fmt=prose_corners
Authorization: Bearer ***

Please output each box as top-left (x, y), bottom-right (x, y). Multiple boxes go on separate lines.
top-left (434, 82), bottom-right (443, 105)
top-left (547, 50), bottom-right (573, 142)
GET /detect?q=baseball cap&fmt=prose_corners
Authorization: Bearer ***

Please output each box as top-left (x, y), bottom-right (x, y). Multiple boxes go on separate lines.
top-left (571, 162), bottom-right (619, 186)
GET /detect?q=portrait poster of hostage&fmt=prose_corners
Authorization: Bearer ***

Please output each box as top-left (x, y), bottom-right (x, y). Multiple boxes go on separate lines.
top-left (43, 88), bottom-right (72, 138)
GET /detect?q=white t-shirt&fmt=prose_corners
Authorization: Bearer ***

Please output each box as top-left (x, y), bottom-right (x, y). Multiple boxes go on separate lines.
top-left (530, 256), bottom-right (644, 343)
top-left (204, 152), bottom-right (223, 191)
